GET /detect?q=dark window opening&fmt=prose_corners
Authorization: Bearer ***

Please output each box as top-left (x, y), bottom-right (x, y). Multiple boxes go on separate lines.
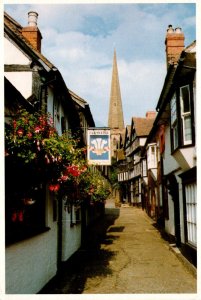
top-left (5, 157), bottom-right (47, 245)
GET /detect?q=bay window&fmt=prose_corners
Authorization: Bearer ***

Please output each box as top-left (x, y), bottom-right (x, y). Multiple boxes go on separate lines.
top-left (170, 84), bottom-right (194, 151)
top-left (180, 85), bottom-right (192, 145)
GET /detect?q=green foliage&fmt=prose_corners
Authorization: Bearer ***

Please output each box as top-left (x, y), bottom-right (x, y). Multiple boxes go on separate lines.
top-left (5, 109), bottom-right (110, 203)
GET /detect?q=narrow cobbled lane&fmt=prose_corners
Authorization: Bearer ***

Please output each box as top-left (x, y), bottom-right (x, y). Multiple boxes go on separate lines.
top-left (40, 201), bottom-right (196, 294)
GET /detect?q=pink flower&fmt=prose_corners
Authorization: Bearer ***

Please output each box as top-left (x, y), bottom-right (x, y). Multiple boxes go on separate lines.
top-left (17, 128), bottom-right (24, 136)
top-left (49, 117), bottom-right (54, 125)
top-left (34, 126), bottom-right (41, 133)
top-left (60, 175), bottom-right (68, 181)
top-left (27, 132), bottom-right (33, 139)
top-left (45, 155), bottom-right (50, 164)
top-left (5, 150), bottom-right (9, 156)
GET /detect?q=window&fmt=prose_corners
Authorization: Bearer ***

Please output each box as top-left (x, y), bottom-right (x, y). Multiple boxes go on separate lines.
top-left (142, 159), bottom-right (147, 177)
top-left (170, 85), bottom-right (194, 151)
top-left (147, 144), bottom-right (157, 169)
top-left (180, 167), bottom-right (197, 248)
top-left (5, 158), bottom-right (47, 245)
top-left (180, 85), bottom-right (192, 145)
top-left (185, 182), bottom-right (196, 247)
top-left (171, 93), bottom-right (179, 150)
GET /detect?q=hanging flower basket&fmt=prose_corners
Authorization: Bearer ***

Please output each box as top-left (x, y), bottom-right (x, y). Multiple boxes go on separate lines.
top-left (5, 109), bottom-right (111, 205)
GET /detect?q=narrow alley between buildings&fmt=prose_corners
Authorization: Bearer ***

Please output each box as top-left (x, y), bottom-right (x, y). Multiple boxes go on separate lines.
top-left (40, 199), bottom-right (196, 294)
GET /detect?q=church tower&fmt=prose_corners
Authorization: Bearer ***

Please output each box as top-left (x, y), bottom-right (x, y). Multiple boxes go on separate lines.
top-left (108, 49), bottom-right (125, 158)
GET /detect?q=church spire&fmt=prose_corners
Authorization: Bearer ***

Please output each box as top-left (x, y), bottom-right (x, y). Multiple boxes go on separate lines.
top-left (108, 49), bottom-right (124, 129)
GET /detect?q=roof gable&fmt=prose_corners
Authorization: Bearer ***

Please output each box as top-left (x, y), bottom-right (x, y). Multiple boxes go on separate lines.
top-left (4, 11), bottom-right (56, 72)
top-left (132, 117), bottom-right (155, 137)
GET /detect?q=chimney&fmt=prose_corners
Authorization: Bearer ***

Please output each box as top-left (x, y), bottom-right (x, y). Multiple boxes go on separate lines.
top-left (165, 24), bottom-right (185, 68)
top-left (22, 11), bottom-right (42, 52)
top-left (146, 111), bottom-right (156, 119)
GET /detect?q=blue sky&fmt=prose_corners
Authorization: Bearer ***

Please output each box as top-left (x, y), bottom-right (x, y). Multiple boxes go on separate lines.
top-left (4, 2), bottom-right (196, 127)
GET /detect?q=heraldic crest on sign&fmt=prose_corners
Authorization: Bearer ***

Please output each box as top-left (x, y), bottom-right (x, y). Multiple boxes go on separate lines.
top-left (87, 129), bottom-right (111, 165)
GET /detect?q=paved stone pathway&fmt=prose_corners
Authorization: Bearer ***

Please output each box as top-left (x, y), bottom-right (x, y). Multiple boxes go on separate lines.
top-left (40, 203), bottom-right (196, 294)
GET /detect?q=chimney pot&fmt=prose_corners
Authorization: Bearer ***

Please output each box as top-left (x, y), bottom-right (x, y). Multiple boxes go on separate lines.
top-left (175, 27), bottom-right (182, 33)
top-left (22, 11), bottom-right (42, 52)
top-left (28, 11), bottom-right (38, 27)
top-left (165, 24), bottom-right (185, 68)
top-left (167, 24), bottom-right (174, 33)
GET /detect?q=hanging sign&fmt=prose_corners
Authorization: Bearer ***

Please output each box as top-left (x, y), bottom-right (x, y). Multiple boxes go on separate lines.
top-left (87, 128), bottom-right (111, 165)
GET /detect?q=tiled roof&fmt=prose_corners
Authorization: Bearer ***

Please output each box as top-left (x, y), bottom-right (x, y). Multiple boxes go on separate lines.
top-left (132, 117), bottom-right (155, 137)
top-left (68, 89), bottom-right (87, 108)
top-left (4, 11), bottom-right (56, 71)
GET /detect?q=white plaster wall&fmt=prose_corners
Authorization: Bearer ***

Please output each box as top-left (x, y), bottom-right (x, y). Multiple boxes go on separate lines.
top-left (4, 37), bottom-right (32, 99)
top-left (6, 192), bottom-right (58, 294)
top-left (4, 38), bottom-right (30, 64)
top-left (163, 126), bottom-right (179, 175)
top-left (5, 72), bottom-right (32, 99)
top-left (61, 200), bottom-right (81, 262)
top-left (139, 137), bottom-right (146, 146)
top-left (165, 195), bottom-right (175, 236)
top-left (177, 177), bottom-right (185, 243)
top-left (179, 147), bottom-right (196, 169)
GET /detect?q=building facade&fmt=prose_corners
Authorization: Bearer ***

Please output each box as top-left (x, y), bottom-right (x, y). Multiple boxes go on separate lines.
top-left (142, 26), bottom-right (196, 266)
top-left (118, 113), bottom-right (155, 205)
top-left (4, 10), bottom-right (98, 293)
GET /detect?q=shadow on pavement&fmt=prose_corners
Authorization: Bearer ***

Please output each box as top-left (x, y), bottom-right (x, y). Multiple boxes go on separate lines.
top-left (39, 207), bottom-right (120, 294)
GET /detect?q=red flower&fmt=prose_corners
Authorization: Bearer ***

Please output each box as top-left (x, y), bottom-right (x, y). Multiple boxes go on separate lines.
top-left (34, 126), bottom-right (41, 133)
top-left (49, 184), bottom-right (55, 192)
top-left (11, 212), bottom-right (17, 222)
top-left (67, 165), bottom-right (80, 177)
top-left (17, 128), bottom-right (24, 136)
top-left (39, 116), bottom-right (47, 127)
top-left (54, 184), bottom-right (60, 192)
top-left (60, 175), bottom-right (68, 181)
top-left (27, 132), bottom-right (33, 139)
top-left (13, 120), bottom-right (17, 129)
top-left (18, 211), bottom-right (24, 222)
top-left (49, 183), bottom-right (60, 192)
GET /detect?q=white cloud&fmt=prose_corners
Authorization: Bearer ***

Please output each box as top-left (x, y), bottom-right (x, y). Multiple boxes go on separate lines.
top-left (4, 3), bottom-right (195, 127)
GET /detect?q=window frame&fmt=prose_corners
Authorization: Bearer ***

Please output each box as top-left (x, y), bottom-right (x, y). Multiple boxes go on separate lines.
top-left (180, 85), bottom-right (192, 145)
top-left (170, 83), bottom-right (195, 153)
top-left (170, 93), bottom-right (179, 151)
top-left (180, 167), bottom-right (197, 248)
